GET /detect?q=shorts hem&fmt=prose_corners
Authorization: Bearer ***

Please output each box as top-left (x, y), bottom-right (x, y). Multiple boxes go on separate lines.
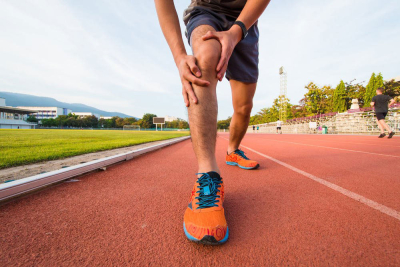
top-left (225, 76), bottom-right (258, 84)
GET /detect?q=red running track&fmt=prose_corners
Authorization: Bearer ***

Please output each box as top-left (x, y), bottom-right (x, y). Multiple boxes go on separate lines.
top-left (1, 134), bottom-right (399, 266)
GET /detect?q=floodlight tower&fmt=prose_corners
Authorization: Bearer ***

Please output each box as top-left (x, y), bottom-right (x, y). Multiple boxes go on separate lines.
top-left (279, 66), bottom-right (288, 121)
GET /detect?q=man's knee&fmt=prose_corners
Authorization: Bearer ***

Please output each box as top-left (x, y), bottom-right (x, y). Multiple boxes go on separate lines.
top-left (235, 102), bottom-right (253, 117)
top-left (194, 41), bottom-right (221, 72)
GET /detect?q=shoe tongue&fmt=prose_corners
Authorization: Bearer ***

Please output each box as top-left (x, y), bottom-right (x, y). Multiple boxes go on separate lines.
top-left (206, 171), bottom-right (220, 179)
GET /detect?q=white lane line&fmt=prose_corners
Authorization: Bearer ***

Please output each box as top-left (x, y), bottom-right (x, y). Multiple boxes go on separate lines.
top-left (263, 139), bottom-right (400, 158)
top-left (316, 141), bottom-right (400, 148)
top-left (242, 144), bottom-right (400, 221)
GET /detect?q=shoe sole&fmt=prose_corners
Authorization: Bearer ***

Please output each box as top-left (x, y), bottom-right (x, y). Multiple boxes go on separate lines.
top-left (183, 222), bottom-right (229, 245)
top-left (226, 161), bottom-right (260, 170)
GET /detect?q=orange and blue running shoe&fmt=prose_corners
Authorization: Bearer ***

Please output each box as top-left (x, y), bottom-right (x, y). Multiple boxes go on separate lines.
top-left (226, 149), bottom-right (259, 170)
top-left (183, 172), bottom-right (229, 245)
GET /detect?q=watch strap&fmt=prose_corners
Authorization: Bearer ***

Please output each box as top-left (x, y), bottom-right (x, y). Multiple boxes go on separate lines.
top-left (233, 21), bottom-right (247, 40)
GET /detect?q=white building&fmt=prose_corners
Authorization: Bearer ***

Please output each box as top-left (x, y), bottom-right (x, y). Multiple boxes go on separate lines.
top-left (100, 116), bottom-right (113, 120)
top-left (165, 115), bottom-right (178, 122)
top-left (73, 112), bottom-right (100, 118)
top-left (0, 97), bottom-right (37, 129)
top-left (17, 106), bottom-right (72, 119)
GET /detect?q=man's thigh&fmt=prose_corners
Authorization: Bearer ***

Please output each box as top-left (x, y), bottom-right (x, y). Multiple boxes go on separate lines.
top-left (230, 80), bottom-right (257, 108)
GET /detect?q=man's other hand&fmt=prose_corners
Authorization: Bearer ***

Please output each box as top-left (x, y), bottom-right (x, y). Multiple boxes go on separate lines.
top-left (202, 25), bottom-right (242, 81)
top-left (177, 55), bottom-right (210, 107)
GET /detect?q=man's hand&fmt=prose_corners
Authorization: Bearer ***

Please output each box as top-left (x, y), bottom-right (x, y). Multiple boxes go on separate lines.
top-left (202, 25), bottom-right (242, 81)
top-left (177, 55), bottom-right (210, 107)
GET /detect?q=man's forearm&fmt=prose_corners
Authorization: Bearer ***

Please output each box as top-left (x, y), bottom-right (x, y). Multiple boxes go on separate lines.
top-left (236, 0), bottom-right (271, 29)
top-left (154, 0), bottom-right (187, 65)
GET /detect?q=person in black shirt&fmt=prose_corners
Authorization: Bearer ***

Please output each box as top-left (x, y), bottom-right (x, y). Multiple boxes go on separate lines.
top-left (371, 87), bottom-right (395, 138)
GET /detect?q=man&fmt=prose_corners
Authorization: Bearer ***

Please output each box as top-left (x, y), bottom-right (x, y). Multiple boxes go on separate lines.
top-left (371, 87), bottom-right (395, 138)
top-left (154, 0), bottom-right (270, 245)
top-left (253, 125), bottom-right (255, 133)
top-left (276, 119), bottom-right (282, 134)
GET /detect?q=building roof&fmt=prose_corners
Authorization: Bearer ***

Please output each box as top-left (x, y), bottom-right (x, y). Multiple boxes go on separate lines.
top-left (0, 106), bottom-right (36, 114)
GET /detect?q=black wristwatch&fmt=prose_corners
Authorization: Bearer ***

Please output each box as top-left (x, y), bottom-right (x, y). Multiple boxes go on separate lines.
top-left (233, 21), bottom-right (248, 40)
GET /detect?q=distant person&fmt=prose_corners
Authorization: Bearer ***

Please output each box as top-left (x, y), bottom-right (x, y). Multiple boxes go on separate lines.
top-left (257, 125), bottom-right (259, 132)
top-left (155, 0), bottom-right (269, 245)
top-left (371, 87), bottom-right (395, 138)
top-left (253, 125), bottom-right (255, 133)
top-left (276, 120), bottom-right (282, 134)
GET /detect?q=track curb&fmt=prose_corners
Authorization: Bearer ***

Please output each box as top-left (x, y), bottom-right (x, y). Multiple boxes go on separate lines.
top-left (0, 136), bottom-right (190, 202)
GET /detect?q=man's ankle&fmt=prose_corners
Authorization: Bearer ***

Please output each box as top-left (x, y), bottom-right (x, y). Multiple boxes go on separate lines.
top-left (227, 147), bottom-right (238, 155)
top-left (197, 169), bottom-right (220, 178)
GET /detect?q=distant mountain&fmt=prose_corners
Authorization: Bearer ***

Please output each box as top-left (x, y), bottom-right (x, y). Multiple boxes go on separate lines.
top-left (0, 91), bottom-right (138, 119)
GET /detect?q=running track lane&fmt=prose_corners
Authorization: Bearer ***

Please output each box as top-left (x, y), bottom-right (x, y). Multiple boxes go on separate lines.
top-left (237, 134), bottom-right (400, 211)
top-left (0, 135), bottom-right (399, 266)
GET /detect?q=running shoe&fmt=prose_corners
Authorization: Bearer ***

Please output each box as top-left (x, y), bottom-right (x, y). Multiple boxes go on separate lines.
top-left (378, 133), bottom-right (386, 138)
top-left (388, 132), bottom-right (395, 139)
top-left (226, 149), bottom-right (259, 170)
top-left (183, 172), bottom-right (228, 245)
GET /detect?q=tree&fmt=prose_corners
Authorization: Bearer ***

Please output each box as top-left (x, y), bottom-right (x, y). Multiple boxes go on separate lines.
top-left (26, 115), bottom-right (38, 123)
top-left (375, 72), bottom-right (384, 91)
top-left (364, 73), bottom-right (376, 106)
top-left (217, 117), bottom-right (231, 129)
top-left (383, 79), bottom-right (400, 101)
top-left (140, 113), bottom-right (157, 129)
top-left (332, 80), bottom-right (347, 112)
top-left (115, 117), bottom-right (125, 128)
top-left (345, 79), bottom-right (366, 108)
top-left (303, 82), bottom-right (333, 115)
top-left (83, 115), bottom-right (98, 128)
top-left (165, 118), bottom-right (189, 129)
top-left (178, 119), bottom-right (189, 129)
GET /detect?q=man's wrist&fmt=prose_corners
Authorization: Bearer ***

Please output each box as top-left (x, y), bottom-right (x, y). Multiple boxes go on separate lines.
top-left (229, 24), bottom-right (243, 44)
top-left (174, 52), bottom-right (187, 66)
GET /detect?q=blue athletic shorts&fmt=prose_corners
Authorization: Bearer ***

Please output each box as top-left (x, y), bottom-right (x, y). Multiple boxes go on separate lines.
top-left (184, 7), bottom-right (259, 83)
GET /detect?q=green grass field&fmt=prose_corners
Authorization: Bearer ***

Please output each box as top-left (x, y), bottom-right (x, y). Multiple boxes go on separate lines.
top-left (0, 129), bottom-right (190, 169)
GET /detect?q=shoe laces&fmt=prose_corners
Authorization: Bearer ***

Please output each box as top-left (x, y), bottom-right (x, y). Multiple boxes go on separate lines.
top-left (195, 173), bottom-right (222, 209)
top-left (234, 149), bottom-right (249, 160)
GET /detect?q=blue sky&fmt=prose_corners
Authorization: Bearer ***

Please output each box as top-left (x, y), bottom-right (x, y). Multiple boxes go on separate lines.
top-left (1, 0), bottom-right (399, 119)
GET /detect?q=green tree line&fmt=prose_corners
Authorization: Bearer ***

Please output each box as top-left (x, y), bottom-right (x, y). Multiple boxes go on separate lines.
top-left (32, 112), bottom-right (189, 129)
top-left (248, 72), bottom-right (399, 125)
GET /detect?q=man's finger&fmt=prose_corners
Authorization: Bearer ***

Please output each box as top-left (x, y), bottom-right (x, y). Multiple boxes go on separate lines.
top-left (184, 72), bottom-right (210, 87)
top-left (183, 81), bottom-right (198, 104)
top-left (183, 81), bottom-right (197, 104)
top-left (217, 64), bottom-right (228, 81)
top-left (182, 87), bottom-right (189, 107)
top-left (187, 57), bottom-right (201, 77)
top-left (216, 53), bottom-right (227, 73)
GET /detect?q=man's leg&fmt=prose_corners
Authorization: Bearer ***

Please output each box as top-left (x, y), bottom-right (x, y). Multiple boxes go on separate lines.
top-left (379, 119), bottom-right (392, 133)
top-left (376, 119), bottom-right (384, 133)
top-left (188, 25), bottom-right (221, 174)
top-left (227, 80), bottom-right (256, 154)
top-left (183, 25), bottom-right (228, 245)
